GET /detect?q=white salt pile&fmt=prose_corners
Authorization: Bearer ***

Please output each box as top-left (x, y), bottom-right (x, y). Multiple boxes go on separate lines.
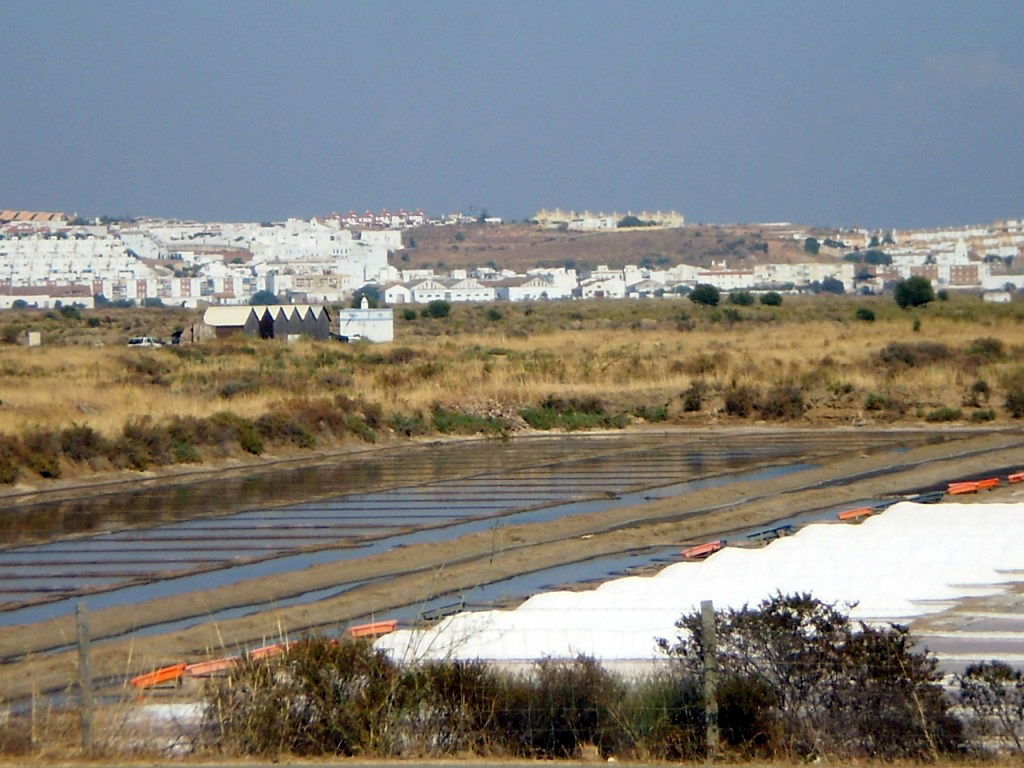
top-left (375, 502), bottom-right (1024, 662)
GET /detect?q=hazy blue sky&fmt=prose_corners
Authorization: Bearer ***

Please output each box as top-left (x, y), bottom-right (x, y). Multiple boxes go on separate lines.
top-left (2, 1), bottom-right (1022, 228)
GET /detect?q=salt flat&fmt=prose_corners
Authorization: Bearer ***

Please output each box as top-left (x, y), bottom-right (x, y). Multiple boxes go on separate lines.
top-left (376, 501), bottom-right (1024, 665)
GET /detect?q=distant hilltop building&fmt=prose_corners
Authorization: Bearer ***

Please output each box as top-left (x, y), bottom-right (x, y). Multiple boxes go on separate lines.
top-left (332, 209), bottom-right (426, 229)
top-left (0, 210), bottom-right (69, 227)
top-left (533, 208), bottom-right (684, 231)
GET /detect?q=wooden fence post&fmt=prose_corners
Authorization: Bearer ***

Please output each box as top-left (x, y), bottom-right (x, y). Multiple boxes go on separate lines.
top-left (701, 599), bottom-right (719, 761)
top-left (77, 602), bottom-right (94, 755)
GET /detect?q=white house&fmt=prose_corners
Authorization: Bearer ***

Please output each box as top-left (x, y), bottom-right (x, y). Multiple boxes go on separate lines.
top-left (982, 290), bottom-right (1012, 303)
top-left (494, 275), bottom-right (557, 302)
top-left (383, 282), bottom-right (413, 304)
top-left (694, 269), bottom-right (756, 291)
top-left (580, 276), bottom-right (626, 299)
top-left (0, 284), bottom-right (95, 309)
top-left (627, 278), bottom-right (667, 298)
top-left (336, 302), bottom-right (394, 343)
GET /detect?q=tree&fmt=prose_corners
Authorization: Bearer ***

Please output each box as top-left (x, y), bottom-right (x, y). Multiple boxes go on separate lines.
top-left (729, 291), bottom-right (755, 306)
top-left (688, 284), bottom-right (720, 306)
top-left (803, 237), bottom-right (820, 255)
top-left (862, 249), bottom-right (891, 265)
top-left (142, 297), bottom-right (164, 307)
top-left (820, 276), bottom-right (845, 294)
top-left (250, 290), bottom-right (282, 305)
top-left (11, 299), bottom-right (28, 309)
top-left (759, 291), bottom-right (783, 306)
top-left (351, 285), bottom-right (380, 308)
top-left (618, 215), bottom-right (645, 228)
top-left (893, 276), bottom-right (934, 309)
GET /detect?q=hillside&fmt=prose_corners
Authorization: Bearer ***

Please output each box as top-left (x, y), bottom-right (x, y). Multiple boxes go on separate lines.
top-left (396, 222), bottom-right (825, 272)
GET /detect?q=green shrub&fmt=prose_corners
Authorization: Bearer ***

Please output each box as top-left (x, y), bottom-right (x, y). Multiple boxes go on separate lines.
top-left (387, 411), bottom-right (431, 437)
top-left (121, 418), bottom-right (173, 465)
top-left (121, 353), bottom-right (172, 386)
top-left (521, 396), bottom-right (627, 431)
top-left (255, 412), bottom-right (317, 448)
top-left (965, 379), bottom-right (990, 407)
top-left (631, 403), bottom-right (669, 422)
top-left (660, 593), bottom-right (963, 760)
top-left (894, 275), bottom-right (935, 308)
top-left (486, 307), bottom-right (503, 321)
top-left (865, 392), bottom-right (889, 411)
top-left (22, 429), bottom-right (62, 478)
top-left (759, 291), bottom-right (783, 306)
top-left (966, 336), bottom-right (1004, 361)
top-left (689, 284), bottom-right (720, 306)
top-left (877, 341), bottom-right (950, 367)
top-left (1005, 385), bottom-right (1024, 418)
top-left (172, 441), bottom-right (202, 463)
top-left (620, 673), bottom-right (703, 759)
top-left (500, 656), bottom-right (628, 758)
top-left (723, 386), bottom-right (759, 417)
top-left (346, 415), bottom-right (377, 442)
top-left (925, 406), bottom-right (962, 422)
top-left (402, 308), bottom-right (416, 321)
top-left (205, 638), bottom-right (403, 756)
top-left (424, 300), bottom-right (451, 318)
top-left (0, 434), bottom-right (21, 484)
top-left (432, 407), bottom-right (509, 436)
top-left (855, 307), bottom-right (876, 322)
top-left (218, 378), bottom-right (258, 399)
top-left (400, 659), bottom-right (507, 756)
top-left (958, 661), bottom-right (1024, 754)
top-left (728, 291), bottom-right (754, 306)
top-left (970, 408), bottom-right (996, 423)
top-left (681, 381), bottom-right (706, 412)
top-left (59, 423), bottom-right (106, 463)
top-left (237, 424), bottom-right (264, 454)
top-left (105, 436), bottom-right (151, 470)
top-left (759, 386), bottom-right (805, 420)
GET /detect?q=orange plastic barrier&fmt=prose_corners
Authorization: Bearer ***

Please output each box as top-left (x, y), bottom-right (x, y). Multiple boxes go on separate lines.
top-left (348, 619), bottom-right (398, 639)
top-left (837, 506), bottom-right (873, 521)
top-left (948, 482), bottom-right (979, 495)
top-left (682, 540), bottom-right (725, 559)
top-left (185, 656), bottom-right (239, 677)
top-left (1008, 472), bottom-right (1024, 484)
top-left (249, 642), bottom-right (287, 660)
top-left (976, 477), bottom-right (1000, 489)
top-left (130, 662), bottom-right (186, 689)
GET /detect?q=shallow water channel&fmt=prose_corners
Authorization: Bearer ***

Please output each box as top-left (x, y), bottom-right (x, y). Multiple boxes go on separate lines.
top-left (0, 430), bottom-right (948, 634)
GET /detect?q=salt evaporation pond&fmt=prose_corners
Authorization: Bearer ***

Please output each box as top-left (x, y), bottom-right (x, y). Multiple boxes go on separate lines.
top-left (375, 502), bottom-right (1024, 664)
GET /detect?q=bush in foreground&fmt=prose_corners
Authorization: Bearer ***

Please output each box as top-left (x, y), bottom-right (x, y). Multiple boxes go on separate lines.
top-left (659, 593), bottom-right (963, 760)
top-left (201, 595), bottom-right (966, 762)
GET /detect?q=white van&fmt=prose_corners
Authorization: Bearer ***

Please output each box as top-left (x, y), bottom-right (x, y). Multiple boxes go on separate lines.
top-left (126, 337), bottom-right (161, 347)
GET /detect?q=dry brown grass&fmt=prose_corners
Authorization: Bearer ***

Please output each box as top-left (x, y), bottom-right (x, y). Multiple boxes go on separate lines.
top-left (0, 294), bottom-right (1022, 484)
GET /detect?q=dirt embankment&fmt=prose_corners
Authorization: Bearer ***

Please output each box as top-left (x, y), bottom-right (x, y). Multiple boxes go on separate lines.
top-left (2, 429), bottom-right (1023, 700)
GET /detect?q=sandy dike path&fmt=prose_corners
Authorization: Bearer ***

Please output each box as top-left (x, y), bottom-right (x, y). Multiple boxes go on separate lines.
top-left (2, 429), bottom-right (1023, 699)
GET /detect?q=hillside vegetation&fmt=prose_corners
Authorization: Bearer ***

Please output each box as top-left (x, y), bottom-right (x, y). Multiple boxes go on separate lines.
top-left (399, 222), bottom-right (815, 272)
top-left (0, 294), bottom-right (1023, 485)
